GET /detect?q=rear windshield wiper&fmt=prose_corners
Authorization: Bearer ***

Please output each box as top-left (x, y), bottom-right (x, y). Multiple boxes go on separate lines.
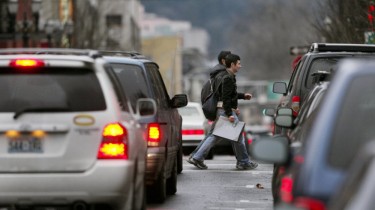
top-left (14, 107), bottom-right (71, 119)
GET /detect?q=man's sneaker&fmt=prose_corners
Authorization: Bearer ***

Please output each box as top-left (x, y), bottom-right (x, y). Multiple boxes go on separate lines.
top-left (236, 161), bottom-right (258, 170)
top-left (186, 156), bottom-right (194, 165)
top-left (188, 158), bottom-right (208, 169)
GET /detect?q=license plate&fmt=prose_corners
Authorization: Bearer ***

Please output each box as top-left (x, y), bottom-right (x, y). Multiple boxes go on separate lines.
top-left (8, 136), bottom-right (43, 153)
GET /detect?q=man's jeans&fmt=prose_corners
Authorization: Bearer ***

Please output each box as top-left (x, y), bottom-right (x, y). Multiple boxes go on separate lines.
top-left (192, 108), bottom-right (250, 164)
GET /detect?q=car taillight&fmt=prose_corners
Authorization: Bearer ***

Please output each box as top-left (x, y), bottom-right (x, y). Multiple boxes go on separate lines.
top-left (280, 175), bottom-right (294, 203)
top-left (97, 123), bottom-right (128, 159)
top-left (291, 96), bottom-right (300, 117)
top-left (147, 123), bottom-right (161, 147)
top-left (9, 59), bottom-right (45, 68)
top-left (182, 129), bottom-right (204, 135)
top-left (244, 132), bottom-right (253, 145)
top-left (294, 197), bottom-right (326, 210)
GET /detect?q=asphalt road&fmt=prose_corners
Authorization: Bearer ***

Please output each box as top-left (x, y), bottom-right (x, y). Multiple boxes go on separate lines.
top-left (147, 155), bottom-right (274, 210)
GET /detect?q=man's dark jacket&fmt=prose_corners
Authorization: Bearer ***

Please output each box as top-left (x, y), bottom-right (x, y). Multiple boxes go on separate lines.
top-left (209, 64), bottom-right (245, 117)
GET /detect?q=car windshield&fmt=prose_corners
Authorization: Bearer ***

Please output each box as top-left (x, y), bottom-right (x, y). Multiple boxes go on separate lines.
top-left (306, 58), bottom-right (338, 89)
top-left (0, 67), bottom-right (106, 112)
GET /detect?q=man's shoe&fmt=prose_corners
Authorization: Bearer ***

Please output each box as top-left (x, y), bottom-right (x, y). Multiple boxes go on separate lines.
top-left (236, 161), bottom-right (258, 170)
top-left (186, 157), bottom-right (194, 165)
top-left (188, 158), bottom-right (208, 169)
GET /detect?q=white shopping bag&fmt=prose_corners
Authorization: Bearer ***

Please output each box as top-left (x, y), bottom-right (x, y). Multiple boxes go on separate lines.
top-left (212, 116), bottom-right (245, 142)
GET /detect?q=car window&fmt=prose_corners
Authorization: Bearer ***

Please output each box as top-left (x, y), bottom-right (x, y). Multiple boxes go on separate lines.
top-left (287, 55), bottom-right (305, 93)
top-left (0, 67), bottom-right (106, 112)
top-left (109, 63), bottom-right (150, 111)
top-left (329, 75), bottom-right (375, 169)
top-left (305, 58), bottom-right (338, 89)
top-left (145, 63), bottom-right (170, 109)
top-left (178, 106), bottom-right (201, 118)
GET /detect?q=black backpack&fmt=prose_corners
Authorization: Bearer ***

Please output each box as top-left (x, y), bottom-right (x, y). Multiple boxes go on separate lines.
top-left (201, 77), bottom-right (223, 121)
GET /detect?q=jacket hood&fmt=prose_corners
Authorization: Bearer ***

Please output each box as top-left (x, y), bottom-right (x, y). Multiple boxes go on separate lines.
top-left (209, 64), bottom-right (226, 78)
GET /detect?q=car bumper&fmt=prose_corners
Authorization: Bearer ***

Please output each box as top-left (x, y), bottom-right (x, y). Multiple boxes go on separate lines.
top-left (0, 161), bottom-right (135, 205)
top-left (182, 135), bottom-right (204, 147)
top-left (145, 147), bottom-right (165, 185)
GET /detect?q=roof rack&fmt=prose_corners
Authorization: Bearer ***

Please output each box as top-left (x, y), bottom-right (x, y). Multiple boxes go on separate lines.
top-left (0, 48), bottom-right (101, 59)
top-left (98, 50), bottom-right (147, 59)
top-left (309, 43), bottom-right (375, 53)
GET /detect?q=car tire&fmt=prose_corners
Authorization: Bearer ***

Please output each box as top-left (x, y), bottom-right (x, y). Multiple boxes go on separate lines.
top-left (147, 165), bottom-right (166, 203)
top-left (166, 159), bottom-right (177, 195)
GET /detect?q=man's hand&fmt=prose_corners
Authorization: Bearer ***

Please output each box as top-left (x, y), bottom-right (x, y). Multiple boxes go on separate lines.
top-left (234, 108), bottom-right (240, 115)
top-left (229, 116), bottom-right (235, 122)
top-left (244, 93), bottom-right (252, 100)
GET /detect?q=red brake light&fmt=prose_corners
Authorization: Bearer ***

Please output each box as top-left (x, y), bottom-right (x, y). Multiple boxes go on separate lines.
top-left (294, 197), bottom-right (326, 210)
top-left (280, 175), bottom-right (294, 203)
top-left (182, 129), bottom-right (204, 135)
top-left (97, 123), bottom-right (128, 159)
top-left (148, 123), bottom-right (161, 146)
top-left (291, 96), bottom-right (300, 117)
top-left (9, 59), bottom-right (45, 68)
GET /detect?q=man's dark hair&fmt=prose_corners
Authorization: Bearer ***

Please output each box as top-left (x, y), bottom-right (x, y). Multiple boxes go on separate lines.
top-left (217, 51), bottom-right (231, 64)
top-left (225, 54), bottom-right (240, 68)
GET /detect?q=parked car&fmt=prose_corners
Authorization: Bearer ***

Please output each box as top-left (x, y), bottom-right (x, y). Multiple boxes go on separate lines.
top-left (0, 48), bottom-right (157, 210)
top-left (254, 58), bottom-right (375, 209)
top-left (178, 102), bottom-right (206, 151)
top-left (328, 140), bottom-right (375, 210)
top-left (272, 43), bottom-right (375, 135)
top-left (102, 51), bottom-right (188, 203)
top-left (271, 80), bottom-right (330, 205)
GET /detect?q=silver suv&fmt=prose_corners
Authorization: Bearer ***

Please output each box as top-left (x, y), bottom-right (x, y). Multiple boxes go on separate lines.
top-left (0, 48), bottom-right (156, 210)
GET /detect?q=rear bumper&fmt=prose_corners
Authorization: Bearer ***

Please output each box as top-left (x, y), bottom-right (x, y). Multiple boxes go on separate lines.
top-left (0, 161), bottom-right (135, 205)
top-left (145, 147), bottom-right (165, 185)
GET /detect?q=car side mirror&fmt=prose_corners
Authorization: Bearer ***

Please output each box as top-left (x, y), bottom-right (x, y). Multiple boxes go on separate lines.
top-left (275, 108), bottom-right (293, 128)
top-left (252, 136), bottom-right (288, 164)
top-left (264, 108), bottom-right (276, 117)
top-left (273, 82), bottom-right (287, 95)
top-left (171, 94), bottom-right (188, 108)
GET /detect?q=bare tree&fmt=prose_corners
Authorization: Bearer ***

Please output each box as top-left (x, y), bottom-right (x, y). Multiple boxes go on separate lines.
top-left (313, 0), bottom-right (369, 43)
top-left (229, 0), bottom-right (319, 80)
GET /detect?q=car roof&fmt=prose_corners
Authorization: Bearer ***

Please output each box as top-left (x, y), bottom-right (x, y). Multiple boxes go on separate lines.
top-left (0, 48), bottom-right (103, 68)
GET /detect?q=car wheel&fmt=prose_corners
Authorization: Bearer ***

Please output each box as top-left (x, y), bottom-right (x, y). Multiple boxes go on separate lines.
top-left (177, 141), bottom-right (183, 174)
top-left (147, 165), bottom-right (166, 203)
top-left (166, 159), bottom-right (177, 195)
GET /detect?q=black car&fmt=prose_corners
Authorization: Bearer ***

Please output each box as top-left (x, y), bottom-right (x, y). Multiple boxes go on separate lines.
top-left (270, 80), bottom-right (329, 204)
top-left (273, 43), bottom-right (375, 135)
top-left (254, 58), bottom-right (375, 209)
top-left (102, 52), bottom-right (188, 203)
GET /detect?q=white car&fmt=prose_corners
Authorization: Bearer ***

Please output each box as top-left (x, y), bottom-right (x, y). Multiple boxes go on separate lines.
top-left (0, 49), bottom-right (156, 210)
top-left (178, 102), bottom-right (206, 149)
